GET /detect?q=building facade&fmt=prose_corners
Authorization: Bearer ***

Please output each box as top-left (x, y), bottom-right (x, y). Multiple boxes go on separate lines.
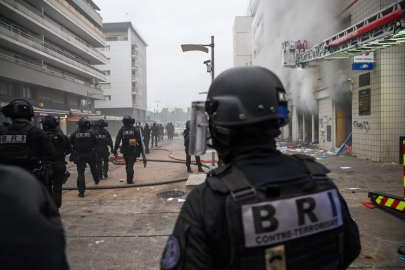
top-left (0, 0), bottom-right (107, 134)
top-left (233, 16), bottom-right (253, 66)
top-left (95, 22), bottom-right (148, 122)
top-left (241, 0), bottom-right (405, 163)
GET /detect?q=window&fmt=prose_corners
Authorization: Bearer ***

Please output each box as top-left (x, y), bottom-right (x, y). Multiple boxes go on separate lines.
top-left (132, 70), bottom-right (136, 76)
top-left (104, 70), bottom-right (110, 76)
top-left (0, 81), bottom-right (8, 95)
top-left (104, 95), bottom-right (111, 101)
top-left (81, 99), bottom-right (87, 107)
top-left (100, 83), bottom-right (111, 89)
top-left (106, 58), bottom-right (110, 63)
top-left (22, 85), bottom-right (32, 98)
top-left (106, 45), bottom-right (110, 51)
top-left (359, 73), bottom-right (370, 87)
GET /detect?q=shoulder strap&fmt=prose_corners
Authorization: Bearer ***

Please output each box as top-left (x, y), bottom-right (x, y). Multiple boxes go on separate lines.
top-left (22, 124), bottom-right (35, 133)
top-left (289, 154), bottom-right (330, 180)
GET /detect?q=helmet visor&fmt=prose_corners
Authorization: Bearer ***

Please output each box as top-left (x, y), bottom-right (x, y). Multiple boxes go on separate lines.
top-left (189, 101), bottom-right (208, 156)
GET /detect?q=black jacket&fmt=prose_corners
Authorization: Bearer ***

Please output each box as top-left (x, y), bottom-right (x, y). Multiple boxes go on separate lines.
top-left (69, 129), bottom-right (97, 154)
top-left (151, 125), bottom-right (159, 135)
top-left (161, 145), bottom-right (361, 269)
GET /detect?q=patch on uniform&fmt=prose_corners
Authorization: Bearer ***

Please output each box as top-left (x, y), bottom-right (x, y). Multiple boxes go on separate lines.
top-left (123, 131), bottom-right (134, 135)
top-left (242, 189), bottom-right (343, 248)
top-left (1, 135), bottom-right (26, 144)
top-left (97, 135), bottom-right (107, 139)
top-left (76, 133), bottom-right (90, 138)
top-left (161, 235), bottom-right (181, 270)
top-left (265, 244), bottom-right (286, 270)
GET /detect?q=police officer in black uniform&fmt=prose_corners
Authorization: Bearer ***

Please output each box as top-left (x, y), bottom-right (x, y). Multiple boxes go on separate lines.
top-left (143, 123), bottom-right (151, 154)
top-left (113, 115), bottom-right (145, 184)
top-left (70, 118), bottom-right (99, 197)
top-left (41, 116), bottom-right (72, 208)
top-left (161, 67), bottom-right (361, 270)
top-left (151, 122), bottom-right (159, 147)
top-left (0, 99), bottom-right (54, 185)
top-left (184, 120), bottom-right (204, 173)
top-left (95, 119), bottom-right (113, 179)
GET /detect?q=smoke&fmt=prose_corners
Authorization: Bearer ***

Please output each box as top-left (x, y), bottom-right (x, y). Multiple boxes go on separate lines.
top-left (254, 0), bottom-right (341, 113)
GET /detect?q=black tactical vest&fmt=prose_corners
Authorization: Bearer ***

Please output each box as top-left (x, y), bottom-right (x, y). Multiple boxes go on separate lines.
top-left (0, 124), bottom-right (38, 167)
top-left (95, 129), bottom-right (109, 153)
top-left (75, 131), bottom-right (92, 152)
top-left (207, 155), bottom-right (344, 270)
top-left (47, 131), bottom-right (65, 161)
top-left (121, 126), bottom-right (142, 157)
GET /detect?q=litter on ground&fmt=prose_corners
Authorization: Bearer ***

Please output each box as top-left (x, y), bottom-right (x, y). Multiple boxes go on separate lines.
top-left (167, 198), bottom-right (174, 201)
top-left (95, 240), bottom-right (104, 244)
top-left (178, 199), bottom-right (186, 203)
top-left (340, 167), bottom-right (352, 169)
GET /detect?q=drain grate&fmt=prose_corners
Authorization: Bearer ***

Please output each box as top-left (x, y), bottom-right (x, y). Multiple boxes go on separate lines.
top-left (157, 191), bottom-right (185, 198)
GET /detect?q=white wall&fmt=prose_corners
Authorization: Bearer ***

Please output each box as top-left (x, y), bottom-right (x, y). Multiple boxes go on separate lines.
top-left (233, 16), bottom-right (253, 66)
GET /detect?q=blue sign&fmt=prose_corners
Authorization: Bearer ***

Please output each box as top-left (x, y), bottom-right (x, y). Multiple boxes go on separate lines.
top-left (353, 63), bottom-right (374, 70)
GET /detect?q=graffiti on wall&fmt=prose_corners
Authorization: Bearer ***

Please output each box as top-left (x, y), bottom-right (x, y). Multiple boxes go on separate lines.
top-left (319, 116), bottom-right (332, 146)
top-left (353, 120), bottom-right (370, 132)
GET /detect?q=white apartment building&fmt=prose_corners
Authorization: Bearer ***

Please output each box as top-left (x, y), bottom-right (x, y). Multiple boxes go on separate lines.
top-left (240, 0), bottom-right (405, 163)
top-left (95, 22), bottom-right (148, 122)
top-left (0, 0), bottom-right (107, 134)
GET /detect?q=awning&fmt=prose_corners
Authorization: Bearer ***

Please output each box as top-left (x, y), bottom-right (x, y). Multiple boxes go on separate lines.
top-left (33, 107), bottom-right (69, 116)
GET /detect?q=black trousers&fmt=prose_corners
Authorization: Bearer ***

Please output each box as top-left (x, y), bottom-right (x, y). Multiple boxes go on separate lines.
top-left (151, 135), bottom-right (158, 147)
top-left (96, 152), bottom-right (110, 177)
top-left (185, 148), bottom-right (202, 168)
top-left (123, 152), bottom-right (137, 183)
top-left (47, 162), bottom-right (66, 208)
top-left (144, 138), bottom-right (150, 153)
top-left (76, 154), bottom-right (99, 193)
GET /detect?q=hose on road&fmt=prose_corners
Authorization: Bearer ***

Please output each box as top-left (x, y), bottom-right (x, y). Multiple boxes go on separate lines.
top-left (62, 159), bottom-right (210, 190)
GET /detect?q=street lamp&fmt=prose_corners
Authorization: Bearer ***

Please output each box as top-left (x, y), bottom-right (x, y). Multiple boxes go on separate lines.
top-left (181, 36), bottom-right (216, 167)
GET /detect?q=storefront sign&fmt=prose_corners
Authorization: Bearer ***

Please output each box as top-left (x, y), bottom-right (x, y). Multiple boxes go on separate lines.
top-left (354, 52), bottom-right (374, 63)
top-left (359, 89), bottom-right (371, 115)
top-left (68, 117), bottom-right (81, 122)
top-left (353, 63), bottom-right (374, 70)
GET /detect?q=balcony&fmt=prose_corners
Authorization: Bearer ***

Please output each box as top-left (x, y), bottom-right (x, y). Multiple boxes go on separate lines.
top-left (132, 87), bottom-right (140, 95)
top-left (70, 0), bottom-right (102, 27)
top-left (106, 36), bottom-right (128, 41)
top-left (25, 0), bottom-right (105, 47)
top-left (0, 52), bottom-right (102, 95)
top-left (131, 76), bottom-right (139, 83)
top-left (0, 20), bottom-right (106, 81)
top-left (131, 49), bottom-right (139, 58)
top-left (0, 0), bottom-right (106, 64)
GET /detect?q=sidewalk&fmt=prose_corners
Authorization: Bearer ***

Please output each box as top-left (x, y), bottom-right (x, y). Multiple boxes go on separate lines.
top-left (60, 139), bottom-right (405, 270)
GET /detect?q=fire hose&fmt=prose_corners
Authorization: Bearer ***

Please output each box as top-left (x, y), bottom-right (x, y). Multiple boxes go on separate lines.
top-left (61, 159), bottom-right (210, 190)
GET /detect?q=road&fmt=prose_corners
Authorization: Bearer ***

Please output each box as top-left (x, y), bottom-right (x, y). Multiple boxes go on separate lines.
top-left (60, 138), bottom-right (405, 269)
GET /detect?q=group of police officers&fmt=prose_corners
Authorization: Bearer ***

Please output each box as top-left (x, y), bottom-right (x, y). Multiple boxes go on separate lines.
top-left (0, 66), bottom-right (361, 269)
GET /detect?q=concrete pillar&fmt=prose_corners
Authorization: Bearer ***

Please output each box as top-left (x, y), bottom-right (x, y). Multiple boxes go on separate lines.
top-left (312, 114), bottom-right (315, 142)
top-left (302, 113), bottom-right (306, 142)
top-left (292, 106), bottom-right (298, 142)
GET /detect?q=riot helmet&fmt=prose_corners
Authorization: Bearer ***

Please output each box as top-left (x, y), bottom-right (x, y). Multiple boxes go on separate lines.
top-left (77, 118), bottom-right (90, 131)
top-left (41, 116), bottom-right (59, 132)
top-left (97, 119), bottom-right (108, 129)
top-left (1, 99), bottom-right (35, 120)
top-left (122, 115), bottom-right (135, 126)
top-left (185, 120), bottom-right (190, 129)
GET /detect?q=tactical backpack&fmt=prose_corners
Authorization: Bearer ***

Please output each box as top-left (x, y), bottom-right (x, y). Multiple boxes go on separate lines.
top-left (207, 155), bottom-right (345, 270)
top-left (95, 129), bottom-right (109, 153)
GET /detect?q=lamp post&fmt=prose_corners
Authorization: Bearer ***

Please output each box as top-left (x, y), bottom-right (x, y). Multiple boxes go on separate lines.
top-left (181, 36), bottom-right (216, 167)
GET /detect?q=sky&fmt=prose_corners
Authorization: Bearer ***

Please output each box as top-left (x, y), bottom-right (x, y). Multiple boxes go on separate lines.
top-left (96, 0), bottom-right (248, 112)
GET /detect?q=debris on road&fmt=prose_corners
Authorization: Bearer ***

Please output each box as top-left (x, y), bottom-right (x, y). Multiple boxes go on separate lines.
top-left (112, 194), bottom-right (118, 198)
top-left (167, 198), bottom-right (174, 201)
top-left (178, 199), bottom-right (186, 203)
top-left (95, 240), bottom-right (104, 244)
top-left (340, 167), bottom-right (352, 169)
top-left (120, 179), bottom-right (124, 182)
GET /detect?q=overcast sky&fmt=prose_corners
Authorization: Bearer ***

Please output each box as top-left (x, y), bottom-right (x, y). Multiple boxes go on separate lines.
top-left (96, 0), bottom-right (248, 112)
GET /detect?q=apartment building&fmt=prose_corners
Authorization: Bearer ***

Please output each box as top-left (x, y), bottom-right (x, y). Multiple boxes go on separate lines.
top-left (241, 0), bottom-right (405, 163)
top-left (95, 22), bottom-right (148, 122)
top-left (0, 0), bottom-right (106, 134)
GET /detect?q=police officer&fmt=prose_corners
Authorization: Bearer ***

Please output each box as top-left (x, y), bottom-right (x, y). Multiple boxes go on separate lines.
top-left (0, 99), bottom-right (54, 185)
top-left (151, 122), bottom-right (159, 147)
top-left (113, 115), bottom-right (145, 184)
top-left (160, 124), bottom-right (164, 140)
top-left (161, 67), bottom-right (361, 270)
top-left (70, 118), bottom-right (99, 197)
top-left (143, 123), bottom-right (151, 154)
top-left (184, 120), bottom-right (204, 173)
top-left (95, 119), bottom-right (113, 179)
top-left (41, 116), bottom-right (72, 208)
top-left (90, 121), bottom-right (98, 134)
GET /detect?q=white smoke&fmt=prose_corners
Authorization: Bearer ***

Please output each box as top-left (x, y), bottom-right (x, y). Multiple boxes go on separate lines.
top-left (253, 0), bottom-right (341, 113)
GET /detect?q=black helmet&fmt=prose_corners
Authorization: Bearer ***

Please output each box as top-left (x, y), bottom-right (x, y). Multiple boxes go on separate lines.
top-left (206, 66), bottom-right (288, 127)
top-left (97, 119), bottom-right (108, 128)
top-left (122, 115), bottom-right (135, 125)
top-left (41, 116), bottom-right (59, 132)
top-left (1, 99), bottom-right (34, 120)
top-left (77, 118), bottom-right (90, 130)
top-left (186, 120), bottom-right (190, 129)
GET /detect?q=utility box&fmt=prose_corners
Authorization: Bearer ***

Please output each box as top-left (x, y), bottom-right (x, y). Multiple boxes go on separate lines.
top-left (282, 41), bottom-right (297, 68)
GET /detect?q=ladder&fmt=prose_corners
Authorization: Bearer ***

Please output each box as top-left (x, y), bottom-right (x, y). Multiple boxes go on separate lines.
top-left (282, 0), bottom-right (405, 68)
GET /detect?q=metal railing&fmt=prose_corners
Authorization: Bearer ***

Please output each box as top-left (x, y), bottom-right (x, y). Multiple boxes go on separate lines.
top-left (0, 52), bottom-right (98, 88)
top-left (106, 36), bottom-right (128, 41)
top-left (132, 87), bottom-right (140, 94)
top-left (48, 0), bottom-right (105, 41)
top-left (131, 76), bottom-right (139, 82)
top-left (1, 0), bottom-right (106, 61)
top-left (132, 50), bottom-right (139, 57)
top-left (0, 20), bottom-right (106, 79)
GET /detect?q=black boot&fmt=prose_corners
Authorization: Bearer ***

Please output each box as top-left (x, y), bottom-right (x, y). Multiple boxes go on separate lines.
top-left (78, 192), bottom-right (84, 197)
top-left (198, 167), bottom-right (204, 173)
top-left (104, 173), bottom-right (108, 178)
top-left (187, 167), bottom-right (193, 173)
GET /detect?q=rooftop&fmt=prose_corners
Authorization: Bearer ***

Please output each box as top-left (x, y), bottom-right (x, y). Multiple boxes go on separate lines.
top-left (102, 22), bottom-right (148, 46)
